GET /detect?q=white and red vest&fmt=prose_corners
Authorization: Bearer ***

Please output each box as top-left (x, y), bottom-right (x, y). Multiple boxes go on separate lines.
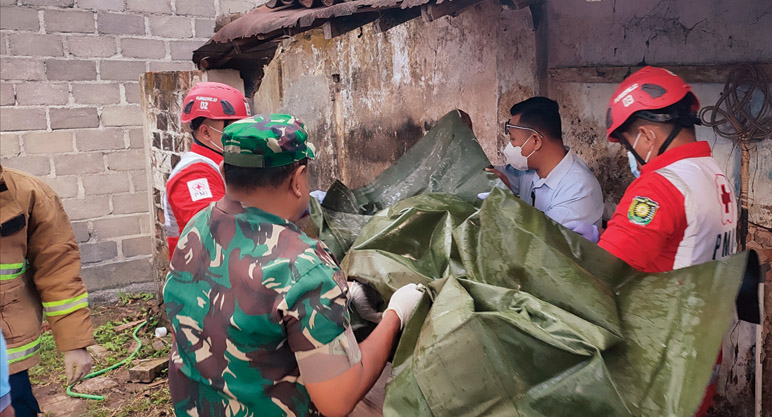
top-left (163, 143), bottom-right (224, 257)
top-left (599, 141), bottom-right (737, 272)
top-left (599, 140), bottom-right (737, 417)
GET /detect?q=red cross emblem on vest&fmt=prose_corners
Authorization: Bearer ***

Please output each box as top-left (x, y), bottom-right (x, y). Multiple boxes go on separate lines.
top-left (715, 175), bottom-right (734, 225)
top-left (720, 184), bottom-right (732, 214)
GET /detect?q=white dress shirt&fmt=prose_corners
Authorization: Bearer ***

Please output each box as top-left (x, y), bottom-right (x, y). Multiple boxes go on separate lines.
top-left (494, 149), bottom-right (604, 227)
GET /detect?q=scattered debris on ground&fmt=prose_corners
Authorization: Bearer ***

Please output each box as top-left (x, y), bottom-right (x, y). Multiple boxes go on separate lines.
top-left (30, 292), bottom-right (174, 417)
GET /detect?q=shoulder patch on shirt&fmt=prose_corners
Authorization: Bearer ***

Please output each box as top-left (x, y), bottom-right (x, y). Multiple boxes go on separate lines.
top-left (187, 178), bottom-right (213, 201)
top-left (628, 196), bottom-right (659, 226)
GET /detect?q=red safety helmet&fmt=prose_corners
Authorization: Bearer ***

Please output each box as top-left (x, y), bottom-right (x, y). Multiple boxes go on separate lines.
top-left (605, 66), bottom-right (699, 142)
top-left (180, 82), bottom-right (251, 124)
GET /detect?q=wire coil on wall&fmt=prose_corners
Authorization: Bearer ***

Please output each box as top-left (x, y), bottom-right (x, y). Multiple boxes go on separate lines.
top-left (700, 64), bottom-right (771, 143)
top-left (699, 64), bottom-right (772, 251)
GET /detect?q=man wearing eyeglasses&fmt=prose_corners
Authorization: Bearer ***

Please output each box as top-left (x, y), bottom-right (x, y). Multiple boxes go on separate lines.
top-left (163, 82), bottom-right (251, 258)
top-left (485, 97), bottom-right (604, 240)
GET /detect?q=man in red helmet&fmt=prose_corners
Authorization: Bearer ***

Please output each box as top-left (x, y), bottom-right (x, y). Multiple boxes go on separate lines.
top-left (163, 82), bottom-right (251, 257)
top-left (599, 66), bottom-right (737, 416)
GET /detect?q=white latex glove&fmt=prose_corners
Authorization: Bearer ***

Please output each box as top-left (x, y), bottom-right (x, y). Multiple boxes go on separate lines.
top-left (386, 283), bottom-right (424, 330)
top-left (563, 220), bottom-right (600, 243)
top-left (477, 192), bottom-right (490, 200)
top-left (63, 348), bottom-right (92, 384)
top-left (310, 190), bottom-right (327, 205)
top-left (347, 281), bottom-right (383, 323)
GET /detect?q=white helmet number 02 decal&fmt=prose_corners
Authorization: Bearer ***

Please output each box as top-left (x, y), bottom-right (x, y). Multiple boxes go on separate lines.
top-left (200, 101), bottom-right (209, 109)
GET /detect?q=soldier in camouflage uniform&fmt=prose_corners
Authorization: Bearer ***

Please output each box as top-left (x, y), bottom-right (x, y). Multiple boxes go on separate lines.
top-left (164, 114), bottom-right (424, 417)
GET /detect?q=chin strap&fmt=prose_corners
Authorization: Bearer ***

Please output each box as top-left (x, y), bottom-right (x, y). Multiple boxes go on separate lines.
top-left (620, 136), bottom-right (647, 166)
top-left (657, 124), bottom-right (683, 157)
top-left (631, 110), bottom-right (700, 160)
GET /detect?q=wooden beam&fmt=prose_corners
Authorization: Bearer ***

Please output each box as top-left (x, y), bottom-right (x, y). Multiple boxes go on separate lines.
top-left (548, 63), bottom-right (772, 84)
top-left (322, 13), bottom-right (379, 39)
top-left (372, 7), bottom-right (422, 34)
top-left (499, 0), bottom-right (540, 10)
top-left (129, 358), bottom-right (169, 383)
top-left (421, 0), bottom-right (483, 23)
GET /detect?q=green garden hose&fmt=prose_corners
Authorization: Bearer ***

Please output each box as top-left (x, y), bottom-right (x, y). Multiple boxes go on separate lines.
top-left (66, 320), bottom-right (148, 400)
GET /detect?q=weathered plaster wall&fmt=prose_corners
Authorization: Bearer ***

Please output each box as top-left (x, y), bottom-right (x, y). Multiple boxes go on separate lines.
top-left (547, 0), bottom-right (772, 67)
top-left (140, 69), bottom-right (244, 296)
top-left (253, 0), bottom-right (540, 190)
top-left (546, 1), bottom-right (772, 415)
top-left (547, 0), bottom-right (772, 220)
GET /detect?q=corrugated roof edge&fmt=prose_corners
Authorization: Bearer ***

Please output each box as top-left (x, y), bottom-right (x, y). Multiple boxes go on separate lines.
top-left (211, 0), bottom-right (433, 44)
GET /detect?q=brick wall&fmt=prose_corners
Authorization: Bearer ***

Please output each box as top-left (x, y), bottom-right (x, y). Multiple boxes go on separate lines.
top-left (0, 0), bottom-right (257, 300)
top-left (140, 69), bottom-right (244, 297)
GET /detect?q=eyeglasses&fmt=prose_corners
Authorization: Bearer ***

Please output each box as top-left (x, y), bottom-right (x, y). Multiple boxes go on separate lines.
top-left (504, 122), bottom-right (543, 138)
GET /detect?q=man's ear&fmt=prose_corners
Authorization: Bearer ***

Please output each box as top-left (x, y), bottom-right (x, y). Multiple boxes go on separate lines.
top-left (289, 165), bottom-right (307, 198)
top-left (636, 125), bottom-right (657, 145)
top-left (532, 133), bottom-right (543, 151)
top-left (219, 161), bottom-right (225, 177)
top-left (198, 124), bottom-right (212, 141)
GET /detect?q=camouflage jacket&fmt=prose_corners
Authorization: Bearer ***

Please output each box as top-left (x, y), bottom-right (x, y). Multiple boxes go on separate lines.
top-left (163, 196), bottom-right (362, 417)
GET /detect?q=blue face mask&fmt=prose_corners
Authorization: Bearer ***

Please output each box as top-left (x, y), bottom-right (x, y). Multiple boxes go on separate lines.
top-left (626, 131), bottom-right (653, 179)
top-left (627, 150), bottom-right (641, 178)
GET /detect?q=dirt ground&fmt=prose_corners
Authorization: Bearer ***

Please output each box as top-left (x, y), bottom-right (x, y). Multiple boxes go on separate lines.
top-left (30, 293), bottom-right (173, 417)
top-left (28, 291), bottom-right (387, 417)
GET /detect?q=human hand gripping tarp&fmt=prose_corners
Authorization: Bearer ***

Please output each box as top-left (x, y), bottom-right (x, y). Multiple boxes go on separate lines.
top-left (341, 190), bottom-right (757, 417)
top-left (305, 110), bottom-right (759, 417)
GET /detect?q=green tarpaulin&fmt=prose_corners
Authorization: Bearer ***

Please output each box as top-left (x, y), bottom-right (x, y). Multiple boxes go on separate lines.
top-left (309, 110), bottom-right (498, 260)
top-left (308, 110), bottom-right (757, 417)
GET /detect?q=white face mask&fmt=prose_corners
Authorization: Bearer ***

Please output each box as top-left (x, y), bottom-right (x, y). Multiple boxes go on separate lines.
top-left (204, 124), bottom-right (225, 153)
top-left (503, 136), bottom-right (536, 170)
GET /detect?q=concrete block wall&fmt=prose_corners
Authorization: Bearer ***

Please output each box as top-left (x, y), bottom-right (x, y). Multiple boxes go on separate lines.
top-left (0, 0), bottom-right (259, 299)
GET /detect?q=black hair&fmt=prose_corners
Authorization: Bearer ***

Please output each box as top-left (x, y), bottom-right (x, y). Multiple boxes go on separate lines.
top-left (509, 97), bottom-right (562, 141)
top-left (190, 117), bottom-right (206, 133)
top-left (617, 94), bottom-right (699, 138)
top-left (223, 159), bottom-right (308, 191)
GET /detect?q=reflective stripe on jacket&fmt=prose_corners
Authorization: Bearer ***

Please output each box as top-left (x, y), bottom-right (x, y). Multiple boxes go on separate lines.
top-left (0, 165), bottom-right (95, 375)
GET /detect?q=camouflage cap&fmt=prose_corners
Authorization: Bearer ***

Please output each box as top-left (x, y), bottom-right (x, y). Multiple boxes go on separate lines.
top-left (221, 114), bottom-right (317, 168)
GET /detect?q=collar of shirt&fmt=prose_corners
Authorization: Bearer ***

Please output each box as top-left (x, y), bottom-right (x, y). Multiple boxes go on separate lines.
top-left (641, 141), bottom-right (712, 175)
top-left (191, 141), bottom-right (224, 165)
top-left (533, 149), bottom-right (575, 190)
top-left (217, 195), bottom-right (299, 231)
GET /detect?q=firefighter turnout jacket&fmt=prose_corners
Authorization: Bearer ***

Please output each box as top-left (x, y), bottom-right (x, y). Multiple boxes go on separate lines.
top-left (0, 166), bottom-right (95, 375)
